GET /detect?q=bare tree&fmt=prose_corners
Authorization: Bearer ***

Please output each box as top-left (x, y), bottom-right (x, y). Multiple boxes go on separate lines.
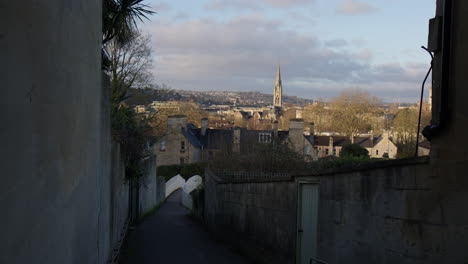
top-left (391, 105), bottom-right (431, 158)
top-left (303, 99), bottom-right (332, 133)
top-left (106, 32), bottom-right (153, 104)
top-left (328, 89), bottom-right (382, 137)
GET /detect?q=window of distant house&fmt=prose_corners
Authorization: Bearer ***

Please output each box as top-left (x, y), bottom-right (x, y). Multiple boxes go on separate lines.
top-left (159, 141), bottom-right (166, 152)
top-left (325, 148), bottom-right (329, 155)
top-left (180, 158), bottom-right (185, 164)
top-left (333, 148), bottom-right (336, 156)
top-left (305, 145), bottom-right (311, 155)
top-left (376, 149), bottom-right (379, 156)
top-left (259, 132), bottom-right (272, 143)
top-left (180, 141), bottom-right (185, 152)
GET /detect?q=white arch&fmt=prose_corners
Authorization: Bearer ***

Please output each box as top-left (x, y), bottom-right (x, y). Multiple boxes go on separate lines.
top-left (183, 175), bottom-right (203, 194)
top-left (181, 175), bottom-right (203, 210)
top-left (165, 174), bottom-right (186, 198)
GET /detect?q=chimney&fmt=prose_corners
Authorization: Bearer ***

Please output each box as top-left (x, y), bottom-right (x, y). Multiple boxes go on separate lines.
top-left (201, 118), bottom-right (208, 136)
top-left (296, 109), bottom-right (303, 119)
top-left (289, 118), bottom-right (305, 154)
top-left (232, 127), bottom-right (241, 153)
top-left (309, 122), bottom-right (315, 136)
top-left (351, 135), bottom-right (355, 144)
top-left (382, 131), bottom-right (389, 140)
top-left (329, 136), bottom-right (334, 148)
top-left (167, 115), bottom-right (187, 133)
top-left (369, 131), bottom-right (374, 147)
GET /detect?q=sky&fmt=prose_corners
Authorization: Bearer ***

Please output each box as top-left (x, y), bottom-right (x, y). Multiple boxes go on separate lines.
top-left (141, 0), bottom-right (436, 102)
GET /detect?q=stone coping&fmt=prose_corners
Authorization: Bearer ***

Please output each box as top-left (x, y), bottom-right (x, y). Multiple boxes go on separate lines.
top-left (206, 156), bottom-right (430, 184)
top-left (291, 156), bottom-right (430, 177)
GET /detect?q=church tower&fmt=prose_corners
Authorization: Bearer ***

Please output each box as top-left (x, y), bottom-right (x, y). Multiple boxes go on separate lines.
top-left (273, 64), bottom-right (283, 109)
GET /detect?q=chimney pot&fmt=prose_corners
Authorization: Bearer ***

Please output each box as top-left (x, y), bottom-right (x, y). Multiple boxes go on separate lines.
top-left (201, 118), bottom-right (208, 136)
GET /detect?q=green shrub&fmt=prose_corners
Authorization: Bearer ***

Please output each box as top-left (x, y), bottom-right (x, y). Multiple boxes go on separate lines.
top-left (179, 163), bottom-right (206, 179)
top-left (157, 165), bottom-right (182, 181)
top-left (340, 144), bottom-right (370, 159)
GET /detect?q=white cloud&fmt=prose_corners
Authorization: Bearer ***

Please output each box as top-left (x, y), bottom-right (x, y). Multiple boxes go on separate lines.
top-left (336, 0), bottom-right (378, 15)
top-left (205, 0), bottom-right (312, 11)
top-left (151, 2), bottom-right (170, 12)
top-left (146, 15), bottom-right (425, 101)
top-left (325, 39), bottom-right (348, 48)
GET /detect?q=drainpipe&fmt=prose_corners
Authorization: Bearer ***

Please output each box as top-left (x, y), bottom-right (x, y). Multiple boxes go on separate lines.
top-left (423, 0), bottom-right (452, 140)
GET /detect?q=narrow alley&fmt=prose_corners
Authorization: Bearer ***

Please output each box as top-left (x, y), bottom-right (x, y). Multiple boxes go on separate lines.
top-left (119, 190), bottom-right (251, 264)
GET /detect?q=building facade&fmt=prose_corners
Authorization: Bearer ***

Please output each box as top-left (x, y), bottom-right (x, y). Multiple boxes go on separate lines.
top-left (155, 116), bottom-right (398, 166)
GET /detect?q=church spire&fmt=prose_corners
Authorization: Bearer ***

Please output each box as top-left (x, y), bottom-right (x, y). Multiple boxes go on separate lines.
top-left (276, 64), bottom-right (281, 83)
top-left (273, 64), bottom-right (283, 109)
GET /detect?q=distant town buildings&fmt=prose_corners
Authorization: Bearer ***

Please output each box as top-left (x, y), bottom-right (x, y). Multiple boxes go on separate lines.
top-left (154, 115), bottom-right (399, 166)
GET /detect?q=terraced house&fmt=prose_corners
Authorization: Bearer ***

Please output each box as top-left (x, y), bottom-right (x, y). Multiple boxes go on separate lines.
top-left (154, 115), bottom-right (398, 166)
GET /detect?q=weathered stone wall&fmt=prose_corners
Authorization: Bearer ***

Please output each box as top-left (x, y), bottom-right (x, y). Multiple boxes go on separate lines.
top-left (0, 1), bottom-right (110, 263)
top-left (138, 156), bottom-right (161, 216)
top-left (109, 142), bottom-right (130, 263)
top-left (156, 176), bottom-right (167, 204)
top-left (204, 171), bottom-right (297, 264)
top-left (294, 157), bottom-right (468, 264)
top-left (205, 157), bottom-right (468, 264)
top-left (0, 2), bottom-right (164, 263)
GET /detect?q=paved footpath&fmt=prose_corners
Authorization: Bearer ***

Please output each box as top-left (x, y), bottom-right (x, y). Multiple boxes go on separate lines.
top-left (119, 190), bottom-right (251, 264)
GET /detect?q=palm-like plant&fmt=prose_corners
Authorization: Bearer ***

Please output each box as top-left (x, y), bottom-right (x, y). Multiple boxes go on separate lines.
top-left (103, 0), bottom-right (154, 45)
top-left (102, 0), bottom-right (154, 69)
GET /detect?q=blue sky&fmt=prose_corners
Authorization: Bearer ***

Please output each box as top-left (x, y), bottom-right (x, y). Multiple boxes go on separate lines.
top-left (140, 0), bottom-right (436, 102)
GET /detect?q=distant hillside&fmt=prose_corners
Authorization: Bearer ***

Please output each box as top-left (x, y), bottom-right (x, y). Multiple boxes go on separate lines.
top-left (125, 88), bottom-right (314, 106)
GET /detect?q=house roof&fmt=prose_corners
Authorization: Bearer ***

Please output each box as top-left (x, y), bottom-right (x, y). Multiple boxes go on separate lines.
top-left (183, 125), bottom-right (234, 150)
top-left (183, 124), bottom-right (284, 151)
top-left (182, 123), bottom-right (394, 152)
top-left (313, 135), bottom-right (374, 148)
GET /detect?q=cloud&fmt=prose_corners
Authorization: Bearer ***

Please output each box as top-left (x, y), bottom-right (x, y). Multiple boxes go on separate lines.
top-left (325, 39), bottom-right (348, 48)
top-left (151, 2), bottom-right (170, 12)
top-left (263, 0), bottom-right (311, 8)
top-left (146, 16), bottom-right (425, 101)
top-left (205, 0), bottom-right (312, 11)
top-left (336, 0), bottom-right (378, 15)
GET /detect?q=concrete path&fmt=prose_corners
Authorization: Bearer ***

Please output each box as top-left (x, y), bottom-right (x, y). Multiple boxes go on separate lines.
top-left (119, 190), bottom-right (251, 264)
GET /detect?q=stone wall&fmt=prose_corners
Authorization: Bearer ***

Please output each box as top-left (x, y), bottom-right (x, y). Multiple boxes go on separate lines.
top-left (205, 157), bottom-right (468, 264)
top-left (294, 157), bottom-right (468, 264)
top-left (0, 1), bottom-right (110, 263)
top-left (204, 171), bottom-right (297, 264)
top-left (138, 156), bottom-right (158, 216)
top-left (109, 143), bottom-right (130, 263)
top-left (0, 2), bottom-right (164, 263)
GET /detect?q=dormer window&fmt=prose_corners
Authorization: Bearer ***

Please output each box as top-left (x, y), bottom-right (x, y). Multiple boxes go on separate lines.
top-left (259, 132), bottom-right (272, 143)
